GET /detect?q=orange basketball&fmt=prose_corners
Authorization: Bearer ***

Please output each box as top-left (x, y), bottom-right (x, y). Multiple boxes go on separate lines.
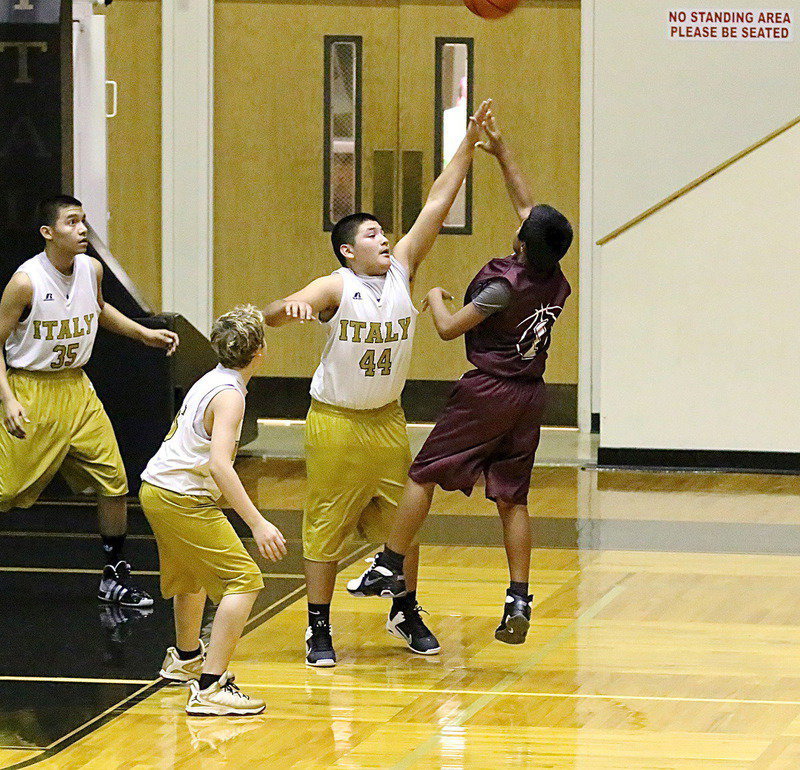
top-left (464, 0), bottom-right (519, 20)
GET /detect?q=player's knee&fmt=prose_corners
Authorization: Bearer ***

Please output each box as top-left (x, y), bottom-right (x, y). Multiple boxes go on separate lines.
top-left (496, 500), bottom-right (528, 518)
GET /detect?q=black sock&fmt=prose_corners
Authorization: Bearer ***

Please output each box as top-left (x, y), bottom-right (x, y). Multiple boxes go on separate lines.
top-left (101, 534), bottom-right (126, 565)
top-left (392, 590), bottom-right (417, 612)
top-left (378, 546), bottom-right (405, 573)
top-left (176, 646), bottom-right (202, 660)
top-left (198, 673), bottom-right (221, 691)
top-left (509, 581), bottom-right (529, 599)
top-left (308, 603), bottom-right (330, 627)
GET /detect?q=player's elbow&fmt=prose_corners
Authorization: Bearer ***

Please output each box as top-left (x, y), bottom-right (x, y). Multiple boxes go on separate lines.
top-left (438, 325), bottom-right (460, 341)
top-left (209, 457), bottom-right (233, 480)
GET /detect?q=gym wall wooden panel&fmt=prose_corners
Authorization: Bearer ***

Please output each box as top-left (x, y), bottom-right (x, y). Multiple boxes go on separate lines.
top-left (213, 0), bottom-right (580, 383)
top-left (400, 1), bottom-right (580, 384)
top-left (105, 0), bottom-right (162, 311)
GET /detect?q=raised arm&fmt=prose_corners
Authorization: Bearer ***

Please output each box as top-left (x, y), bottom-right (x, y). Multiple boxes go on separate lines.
top-left (477, 108), bottom-right (534, 222)
top-left (92, 260), bottom-right (179, 355)
top-left (0, 273), bottom-right (33, 438)
top-left (263, 274), bottom-right (343, 327)
top-left (393, 99), bottom-right (491, 281)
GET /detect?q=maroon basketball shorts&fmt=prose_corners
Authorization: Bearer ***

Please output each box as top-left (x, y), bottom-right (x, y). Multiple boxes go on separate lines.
top-left (409, 369), bottom-right (546, 505)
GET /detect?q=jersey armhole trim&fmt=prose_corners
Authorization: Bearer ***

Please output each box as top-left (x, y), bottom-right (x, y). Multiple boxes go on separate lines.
top-left (318, 270), bottom-right (346, 327)
top-left (196, 384), bottom-right (244, 441)
top-left (14, 269), bottom-right (36, 324)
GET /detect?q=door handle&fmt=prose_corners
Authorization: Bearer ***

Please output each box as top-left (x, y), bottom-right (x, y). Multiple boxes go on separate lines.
top-left (106, 80), bottom-right (118, 118)
top-left (401, 150), bottom-right (423, 234)
top-left (372, 150), bottom-right (395, 233)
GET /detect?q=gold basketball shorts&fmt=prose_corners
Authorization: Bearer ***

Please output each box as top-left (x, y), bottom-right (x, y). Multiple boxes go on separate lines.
top-left (0, 368), bottom-right (128, 511)
top-left (303, 398), bottom-right (412, 562)
top-left (139, 481), bottom-right (264, 604)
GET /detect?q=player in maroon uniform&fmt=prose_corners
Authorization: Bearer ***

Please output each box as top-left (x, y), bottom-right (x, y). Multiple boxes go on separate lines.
top-left (348, 110), bottom-right (573, 645)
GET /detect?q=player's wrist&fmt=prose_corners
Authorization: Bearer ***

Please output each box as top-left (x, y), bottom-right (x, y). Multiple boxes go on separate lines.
top-left (495, 143), bottom-right (511, 162)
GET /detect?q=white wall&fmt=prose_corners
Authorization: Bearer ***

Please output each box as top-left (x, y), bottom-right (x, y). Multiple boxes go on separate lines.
top-left (161, 0), bottom-right (214, 336)
top-left (581, 1), bottom-right (800, 426)
top-left (590, 1), bottom-right (800, 240)
top-left (599, 122), bottom-right (800, 452)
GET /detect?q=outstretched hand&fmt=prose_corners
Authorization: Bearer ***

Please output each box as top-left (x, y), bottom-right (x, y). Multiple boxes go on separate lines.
top-left (283, 300), bottom-right (316, 323)
top-left (466, 99), bottom-right (492, 145)
top-left (476, 105), bottom-right (504, 156)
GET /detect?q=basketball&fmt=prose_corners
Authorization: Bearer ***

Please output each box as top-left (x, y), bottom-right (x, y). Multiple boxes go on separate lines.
top-left (464, 0), bottom-right (519, 20)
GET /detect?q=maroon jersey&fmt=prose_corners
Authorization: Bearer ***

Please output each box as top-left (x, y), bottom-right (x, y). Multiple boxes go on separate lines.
top-left (464, 255), bottom-right (570, 380)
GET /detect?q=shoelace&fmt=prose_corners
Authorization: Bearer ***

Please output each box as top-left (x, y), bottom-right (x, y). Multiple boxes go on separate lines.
top-left (116, 562), bottom-right (131, 582)
top-left (310, 621), bottom-right (333, 647)
top-left (221, 675), bottom-right (249, 700)
top-left (403, 605), bottom-right (431, 635)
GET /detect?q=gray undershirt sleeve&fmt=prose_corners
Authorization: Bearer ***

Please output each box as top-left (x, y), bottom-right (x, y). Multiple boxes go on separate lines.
top-left (470, 278), bottom-right (513, 316)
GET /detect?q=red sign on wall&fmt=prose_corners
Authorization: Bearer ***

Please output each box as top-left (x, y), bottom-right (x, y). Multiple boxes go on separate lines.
top-left (668, 9), bottom-right (794, 39)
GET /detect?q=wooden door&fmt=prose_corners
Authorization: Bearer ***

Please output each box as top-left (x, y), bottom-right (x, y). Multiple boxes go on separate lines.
top-left (398, 2), bottom-right (580, 386)
top-left (213, 1), bottom-right (579, 390)
top-left (214, 0), bottom-right (400, 377)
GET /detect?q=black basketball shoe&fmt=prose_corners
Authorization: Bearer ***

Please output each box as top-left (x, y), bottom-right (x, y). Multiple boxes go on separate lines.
top-left (347, 555), bottom-right (407, 598)
top-left (387, 603), bottom-right (441, 655)
top-left (494, 590), bottom-right (532, 644)
top-left (98, 561), bottom-right (154, 608)
top-left (305, 619), bottom-right (336, 667)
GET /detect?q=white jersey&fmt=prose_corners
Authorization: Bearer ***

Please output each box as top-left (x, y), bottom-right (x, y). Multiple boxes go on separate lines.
top-left (142, 365), bottom-right (247, 499)
top-left (5, 252), bottom-right (101, 371)
top-left (310, 257), bottom-right (417, 410)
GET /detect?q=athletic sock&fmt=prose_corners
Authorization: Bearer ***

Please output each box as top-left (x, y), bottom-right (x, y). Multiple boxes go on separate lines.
top-left (101, 534), bottom-right (126, 566)
top-left (308, 603), bottom-right (330, 627)
top-left (392, 590), bottom-right (417, 613)
top-left (176, 646), bottom-right (202, 660)
top-left (198, 673), bottom-right (222, 691)
top-left (509, 581), bottom-right (529, 599)
top-left (378, 546), bottom-right (405, 573)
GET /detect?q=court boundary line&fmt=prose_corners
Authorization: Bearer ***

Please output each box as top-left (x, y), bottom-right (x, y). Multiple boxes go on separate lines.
top-left (0, 567), bottom-right (304, 578)
top-left (2, 544), bottom-right (372, 770)
top-left (0, 677), bottom-right (152, 685)
top-left (229, 680), bottom-right (800, 709)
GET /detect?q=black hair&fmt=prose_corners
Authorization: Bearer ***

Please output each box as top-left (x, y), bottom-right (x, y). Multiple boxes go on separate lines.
top-left (37, 195), bottom-right (83, 229)
top-left (518, 204), bottom-right (573, 272)
top-left (331, 212), bottom-right (381, 267)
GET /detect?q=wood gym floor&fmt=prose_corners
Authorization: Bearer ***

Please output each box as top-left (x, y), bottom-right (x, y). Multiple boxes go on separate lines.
top-left (2, 458), bottom-right (800, 768)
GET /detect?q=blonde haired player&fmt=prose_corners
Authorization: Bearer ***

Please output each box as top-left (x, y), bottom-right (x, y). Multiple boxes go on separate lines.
top-left (0, 195), bottom-right (179, 607)
top-left (264, 100), bottom-right (491, 667)
top-left (140, 304), bottom-right (286, 716)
